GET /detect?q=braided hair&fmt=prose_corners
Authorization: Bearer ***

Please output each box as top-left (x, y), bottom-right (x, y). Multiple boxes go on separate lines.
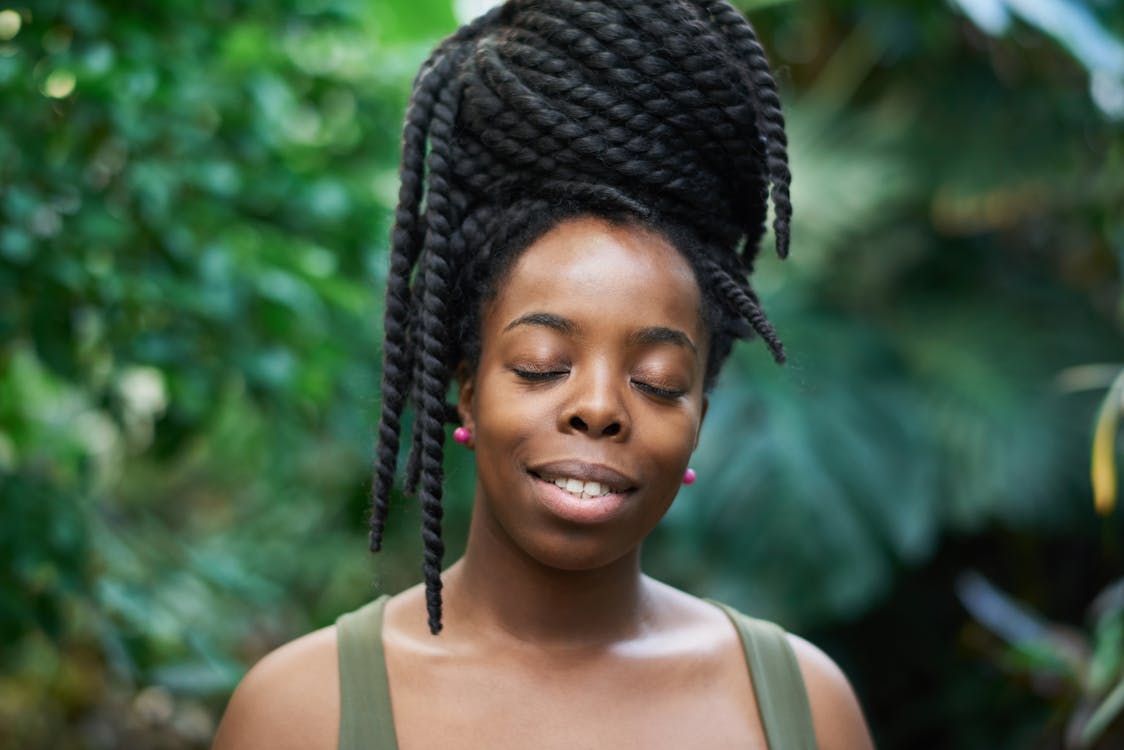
top-left (369, 0), bottom-right (792, 634)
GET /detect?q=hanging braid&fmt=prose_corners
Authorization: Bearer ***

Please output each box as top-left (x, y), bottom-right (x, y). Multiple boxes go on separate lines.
top-left (699, 258), bottom-right (786, 364)
top-left (370, 7), bottom-right (507, 551)
top-left (369, 0), bottom-right (793, 634)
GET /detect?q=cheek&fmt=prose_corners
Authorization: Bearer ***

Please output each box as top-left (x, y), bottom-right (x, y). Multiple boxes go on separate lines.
top-left (636, 405), bottom-right (703, 473)
top-left (471, 369), bottom-right (537, 451)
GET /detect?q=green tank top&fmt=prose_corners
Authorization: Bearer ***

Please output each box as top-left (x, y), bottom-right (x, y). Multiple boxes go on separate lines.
top-left (335, 596), bottom-right (817, 749)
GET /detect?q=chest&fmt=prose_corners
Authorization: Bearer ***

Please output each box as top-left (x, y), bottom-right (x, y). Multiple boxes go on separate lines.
top-left (385, 645), bottom-right (768, 750)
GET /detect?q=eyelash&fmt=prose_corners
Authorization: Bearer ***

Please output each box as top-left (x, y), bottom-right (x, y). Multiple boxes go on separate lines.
top-left (512, 368), bottom-right (567, 381)
top-left (634, 381), bottom-right (687, 399)
top-left (511, 369), bottom-right (686, 399)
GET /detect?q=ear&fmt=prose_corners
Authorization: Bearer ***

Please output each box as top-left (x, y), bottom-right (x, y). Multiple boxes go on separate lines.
top-left (693, 396), bottom-right (709, 451)
top-left (455, 361), bottom-right (477, 449)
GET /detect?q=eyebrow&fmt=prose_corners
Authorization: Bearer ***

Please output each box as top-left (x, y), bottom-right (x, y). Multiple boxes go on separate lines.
top-left (629, 326), bottom-right (698, 355)
top-left (503, 312), bottom-right (697, 356)
top-left (503, 312), bottom-right (580, 335)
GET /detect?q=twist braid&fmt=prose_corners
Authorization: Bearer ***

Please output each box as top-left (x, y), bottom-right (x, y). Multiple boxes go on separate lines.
top-left (369, 12), bottom-right (504, 551)
top-left (485, 1), bottom-right (770, 245)
top-left (405, 193), bottom-right (485, 495)
top-left (401, 73), bottom-right (469, 633)
top-left (475, 42), bottom-right (689, 189)
top-left (700, 0), bottom-right (792, 259)
top-left (369, 58), bottom-right (447, 551)
top-left (700, 258), bottom-right (786, 364)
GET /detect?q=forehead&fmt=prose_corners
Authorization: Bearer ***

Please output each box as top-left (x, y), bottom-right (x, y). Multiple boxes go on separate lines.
top-left (485, 217), bottom-right (704, 337)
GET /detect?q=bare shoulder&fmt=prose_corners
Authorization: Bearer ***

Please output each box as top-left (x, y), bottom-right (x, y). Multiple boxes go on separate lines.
top-left (211, 625), bottom-right (340, 750)
top-left (786, 633), bottom-right (876, 750)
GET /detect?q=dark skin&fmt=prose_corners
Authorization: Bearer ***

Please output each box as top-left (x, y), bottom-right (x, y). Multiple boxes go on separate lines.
top-left (212, 217), bottom-right (876, 749)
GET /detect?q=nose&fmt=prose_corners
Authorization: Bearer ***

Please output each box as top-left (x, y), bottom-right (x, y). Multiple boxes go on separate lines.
top-left (559, 363), bottom-right (630, 440)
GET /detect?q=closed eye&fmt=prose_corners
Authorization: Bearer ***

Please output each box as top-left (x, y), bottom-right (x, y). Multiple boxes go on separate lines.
top-left (512, 368), bottom-right (568, 381)
top-left (632, 380), bottom-right (687, 399)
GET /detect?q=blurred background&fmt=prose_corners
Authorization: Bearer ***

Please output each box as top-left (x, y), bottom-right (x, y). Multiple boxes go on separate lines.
top-left (1, 0), bottom-right (1122, 747)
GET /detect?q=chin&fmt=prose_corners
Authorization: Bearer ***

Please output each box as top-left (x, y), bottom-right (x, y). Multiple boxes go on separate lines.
top-left (507, 517), bottom-right (646, 573)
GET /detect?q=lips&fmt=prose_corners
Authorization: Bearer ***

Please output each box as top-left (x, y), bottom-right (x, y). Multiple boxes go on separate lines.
top-left (526, 460), bottom-right (638, 524)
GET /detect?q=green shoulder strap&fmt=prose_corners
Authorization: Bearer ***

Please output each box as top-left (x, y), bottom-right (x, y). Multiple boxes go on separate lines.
top-left (711, 601), bottom-right (819, 750)
top-left (335, 595), bottom-right (399, 750)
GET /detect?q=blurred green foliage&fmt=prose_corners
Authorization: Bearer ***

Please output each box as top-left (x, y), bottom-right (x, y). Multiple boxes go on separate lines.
top-left (958, 570), bottom-right (1124, 748)
top-left (1, 0), bottom-right (1122, 747)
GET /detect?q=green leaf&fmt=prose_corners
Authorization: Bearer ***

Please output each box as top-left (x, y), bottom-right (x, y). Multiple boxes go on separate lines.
top-left (1080, 676), bottom-right (1124, 748)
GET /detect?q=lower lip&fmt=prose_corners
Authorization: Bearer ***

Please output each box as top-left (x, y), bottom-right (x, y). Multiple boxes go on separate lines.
top-left (531, 475), bottom-right (632, 524)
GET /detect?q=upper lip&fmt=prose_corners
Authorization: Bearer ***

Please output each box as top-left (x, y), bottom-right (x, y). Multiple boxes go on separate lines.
top-left (528, 460), bottom-right (638, 492)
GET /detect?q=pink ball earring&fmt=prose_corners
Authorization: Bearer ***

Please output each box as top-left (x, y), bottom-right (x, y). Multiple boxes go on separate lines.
top-left (453, 427), bottom-right (471, 445)
top-left (682, 467), bottom-right (696, 485)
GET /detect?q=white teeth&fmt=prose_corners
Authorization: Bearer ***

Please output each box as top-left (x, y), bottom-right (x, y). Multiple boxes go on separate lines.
top-left (548, 477), bottom-right (616, 498)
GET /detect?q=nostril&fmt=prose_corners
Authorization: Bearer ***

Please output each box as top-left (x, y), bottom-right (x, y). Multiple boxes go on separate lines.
top-left (570, 415), bottom-right (588, 431)
top-left (603, 423), bottom-right (621, 437)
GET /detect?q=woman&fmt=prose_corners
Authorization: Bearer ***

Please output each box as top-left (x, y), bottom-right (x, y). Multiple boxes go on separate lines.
top-left (214, 0), bottom-right (875, 747)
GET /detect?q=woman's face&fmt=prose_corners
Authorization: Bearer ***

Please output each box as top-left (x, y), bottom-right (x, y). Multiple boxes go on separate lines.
top-left (458, 216), bottom-right (709, 571)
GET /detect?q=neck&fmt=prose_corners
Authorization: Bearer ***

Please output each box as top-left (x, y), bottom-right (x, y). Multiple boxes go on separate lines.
top-left (442, 502), bottom-right (652, 647)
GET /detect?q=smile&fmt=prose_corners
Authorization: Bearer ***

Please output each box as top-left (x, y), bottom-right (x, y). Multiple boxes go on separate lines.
top-left (527, 460), bottom-right (637, 502)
